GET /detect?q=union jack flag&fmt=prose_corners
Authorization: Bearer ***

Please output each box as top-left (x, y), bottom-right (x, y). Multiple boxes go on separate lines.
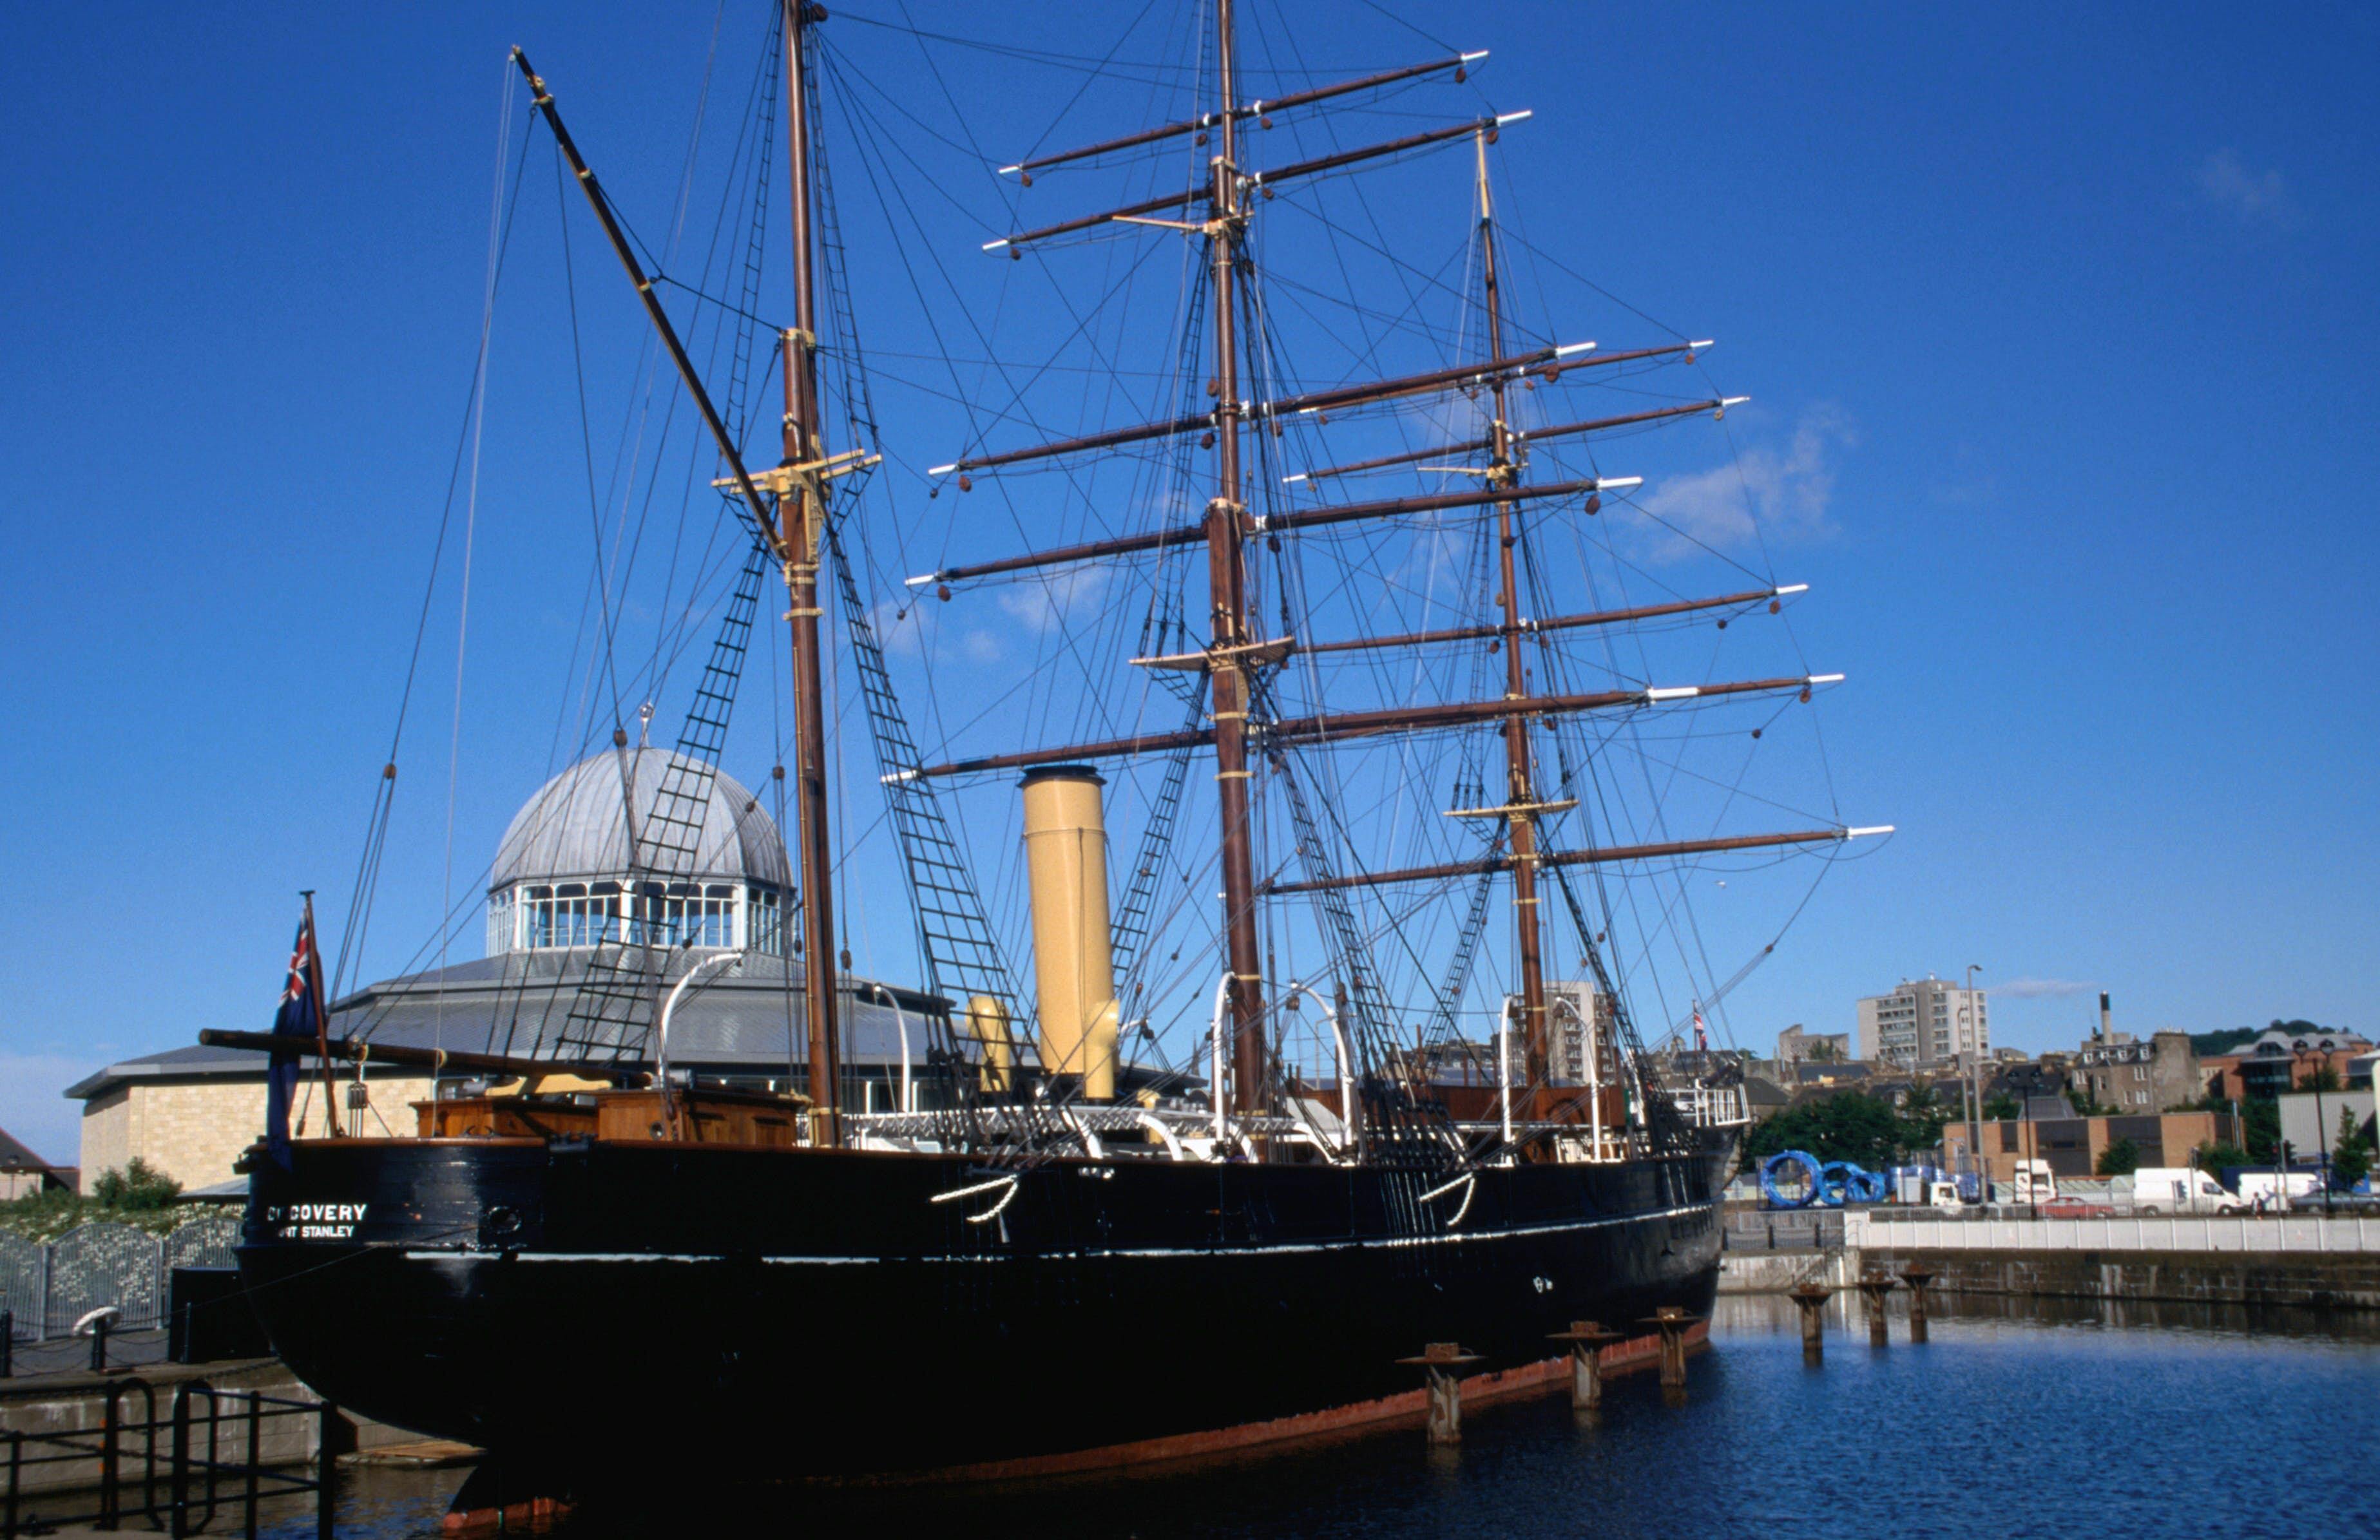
top-left (264, 902), bottom-right (328, 1168)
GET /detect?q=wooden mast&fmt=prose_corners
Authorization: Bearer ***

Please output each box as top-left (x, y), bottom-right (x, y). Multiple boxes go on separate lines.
top-left (1207, 0), bottom-right (1267, 1118)
top-left (1475, 128), bottom-right (1551, 1094)
top-left (783, 1), bottom-right (841, 1141)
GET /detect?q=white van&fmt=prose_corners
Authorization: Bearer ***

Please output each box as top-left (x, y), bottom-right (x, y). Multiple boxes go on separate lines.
top-left (2232, 1170), bottom-right (2321, 1209)
top-left (2121, 1168), bottom-right (2240, 1215)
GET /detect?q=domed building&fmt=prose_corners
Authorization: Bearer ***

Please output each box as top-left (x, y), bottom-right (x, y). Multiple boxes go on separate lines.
top-left (69, 751), bottom-right (940, 1195)
top-left (484, 749), bottom-right (792, 959)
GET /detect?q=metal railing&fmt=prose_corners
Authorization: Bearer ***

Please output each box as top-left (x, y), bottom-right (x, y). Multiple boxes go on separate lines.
top-left (1847, 1211), bottom-right (2380, 1254)
top-left (3, 1217), bottom-right (238, 1344)
top-left (1722, 1212), bottom-right (1847, 1252)
top-left (3, 1380), bottom-right (338, 1538)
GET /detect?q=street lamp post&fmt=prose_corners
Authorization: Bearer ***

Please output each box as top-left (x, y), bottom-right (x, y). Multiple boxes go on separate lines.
top-left (1964, 965), bottom-right (1985, 1199)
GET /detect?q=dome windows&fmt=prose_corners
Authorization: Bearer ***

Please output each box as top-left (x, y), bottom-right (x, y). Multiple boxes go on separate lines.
top-left (493, 878), bottom-right (785, 955)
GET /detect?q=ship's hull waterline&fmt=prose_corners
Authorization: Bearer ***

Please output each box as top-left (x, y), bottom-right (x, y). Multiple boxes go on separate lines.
top-left (237, 1136), bottom-right (1731, 1479)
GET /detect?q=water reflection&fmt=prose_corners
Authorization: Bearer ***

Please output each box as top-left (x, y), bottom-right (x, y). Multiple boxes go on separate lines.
top-left (293, 1293), bottom-right (2380, 1539)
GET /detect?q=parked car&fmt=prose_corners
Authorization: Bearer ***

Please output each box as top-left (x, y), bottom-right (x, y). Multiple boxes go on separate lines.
top-left (2040, 1196), bottom-right (2115, 1218)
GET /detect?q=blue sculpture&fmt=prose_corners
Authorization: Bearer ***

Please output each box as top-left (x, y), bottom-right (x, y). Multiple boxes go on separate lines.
top-left (1759, 1149), bottom-right (1825, 1208)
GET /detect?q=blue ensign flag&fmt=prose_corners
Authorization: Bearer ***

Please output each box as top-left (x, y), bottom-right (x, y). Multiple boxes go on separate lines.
top-left (264, 913), bottom-right (321, 1169)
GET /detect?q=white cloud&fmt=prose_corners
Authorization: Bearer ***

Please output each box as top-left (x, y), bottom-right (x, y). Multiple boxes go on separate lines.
top-left (1993, 977), bottom-right (2099, 1001)
top-left (996, 566), bottom-right (1108, 633)
top-left (0, 1052), bottom-right (99, 1169)
top-left (2196, 149), bottom-right (2291, 224)
top-left (1624, 406), bottom-right (1852, 561)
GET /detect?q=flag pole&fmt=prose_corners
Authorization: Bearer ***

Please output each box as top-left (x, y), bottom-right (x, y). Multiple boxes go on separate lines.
top-left (301, 891), bottom-right (338, 1130)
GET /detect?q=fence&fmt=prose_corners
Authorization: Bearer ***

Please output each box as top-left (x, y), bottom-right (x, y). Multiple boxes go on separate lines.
top-left (1847, 1212), bottom-right (2380, 1254)
top-left (2, 1218), bottom-right (240, 1343)
top-left (1722, 1210), bottom-right (1846, 1253)
top-left (3, 1379), bottom-right (336, 1538)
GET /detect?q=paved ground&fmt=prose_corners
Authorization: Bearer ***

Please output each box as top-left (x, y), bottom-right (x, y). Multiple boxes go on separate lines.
top-left (6, 1326), bottom-right (171, 1378)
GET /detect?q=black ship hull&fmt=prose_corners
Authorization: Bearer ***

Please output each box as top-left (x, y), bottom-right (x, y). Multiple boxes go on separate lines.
top-left (238, 1136), bottom-right (1730, 1479)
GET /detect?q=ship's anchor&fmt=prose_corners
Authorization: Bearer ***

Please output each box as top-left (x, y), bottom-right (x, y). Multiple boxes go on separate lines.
top-left (1418, 1172), bottom-right (1477, 1229)
top-left (931, 1172), bottom-right (1022, 1225)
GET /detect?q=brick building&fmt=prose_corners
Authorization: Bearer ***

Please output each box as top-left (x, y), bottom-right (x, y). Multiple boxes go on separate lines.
top-left (2075, 1030), bottom-right (2200, 1112)
top-left (1944, 1109), bottom-right (2240, 1184)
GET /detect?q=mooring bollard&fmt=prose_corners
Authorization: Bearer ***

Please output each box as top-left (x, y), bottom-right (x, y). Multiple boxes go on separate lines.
top-left (1900, 1265), bottom-right (1936, 1344)
top-left (1547, 1320), bottom-right (1627, 1411)
top-left (1789, 1282), bottom-right (1832, 1364)
top-left (1396, 1342), bottom-right (1482, 1446)
top-left (90, 1313), bottom-right (111, 1373)
top-left (1857, 1273), bottom-right (1897, 1346)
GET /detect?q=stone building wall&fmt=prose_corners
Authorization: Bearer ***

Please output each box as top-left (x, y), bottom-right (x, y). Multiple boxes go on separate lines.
top-left (77, 1074), bottom-right (434, 1194)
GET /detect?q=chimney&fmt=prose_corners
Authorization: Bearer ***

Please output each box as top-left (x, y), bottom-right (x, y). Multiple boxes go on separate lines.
top-left (2098, 991), bottom-right (2112, 1042)
top-left (1021, 766), bottom-right (1120, 1100)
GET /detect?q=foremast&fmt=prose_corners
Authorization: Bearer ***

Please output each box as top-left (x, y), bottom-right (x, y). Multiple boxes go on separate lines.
top-left (781, 0), bottom-right (842, 1141)
top-left (514, 6), bottom-right (861, 1139)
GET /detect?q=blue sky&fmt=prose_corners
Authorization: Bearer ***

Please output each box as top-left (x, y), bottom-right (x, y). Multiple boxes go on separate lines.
top-left (3, 2), bottom-right (2375, 1165)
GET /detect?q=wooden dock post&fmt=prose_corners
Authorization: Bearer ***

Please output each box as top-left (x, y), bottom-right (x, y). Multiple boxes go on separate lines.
top-left (1638, 1307), bottom-right (1698, 1392)
top-left (1547, 1320), bottom-right (1627, 1411)
top-left (1397, 1342), bottom-right (1482, 1446)
top-left (1857, 1273), bottom-right (1897, 1346)
top-left (1900, 1264), bottom-right (1936, 1343)
top-left (1789, 1282), bottom-right (1832, 1363)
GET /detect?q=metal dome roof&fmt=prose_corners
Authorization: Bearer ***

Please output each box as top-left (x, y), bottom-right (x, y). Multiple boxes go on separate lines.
top-left (490, 748), bottom-right (791, 890)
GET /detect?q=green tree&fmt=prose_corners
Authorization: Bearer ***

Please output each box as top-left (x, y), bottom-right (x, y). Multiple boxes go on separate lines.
top-left (1982, 1090), bottom-right (2021, 1121)
top-left (2196, 1141), bottom-right (2250, 1174)
top-left (2097, 1137), bottom-right (2142, 1177)
top-left (2334, 1107), bottom-right (2372, 1190)
top-left (1897, 1084), bottom-right (1957, 1155)
top-left (1740, 1090), bottom-right (1914, 1169)
top-left (2239, 1096), bottom-right (2281, 1161)
top-left (2305, 1063), bottom-right (2343, 1092)
top-left (92, 1158), bottom-right (180, 1210)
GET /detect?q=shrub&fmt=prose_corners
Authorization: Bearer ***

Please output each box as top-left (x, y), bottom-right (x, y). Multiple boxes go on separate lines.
top-left (91, 1159), bottom-right (181, 1210)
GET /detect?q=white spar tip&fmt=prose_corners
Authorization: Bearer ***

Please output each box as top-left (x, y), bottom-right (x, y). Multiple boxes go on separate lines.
top-left (1644, 686), bottom-right (1701, 702)
top-left (981, 238), bottom-right (1011, 253)
top-left (1807, 673), bottom-right (1845, 685)
top-left (1495, 110), bottom-right (1533, 126)
top-left (1459, 50), bottom-right (1490, 64)
top-left (1689, 339), bottom-right (1715, 351)
top-left (1721, 395), bottom-right (1750, 408)
top-left (926, 464), bottom-right (959, 477)
top-left (997, 164), bottom-right (1023, 177)
top-left (1553, 340), bottom-right (1598, 358)
top-left (1593, 475), bottom-right (1644, 491)
top-left (1845, 826), bottom-right (1895, 839)
top-left (1280, 471), bottom-right (1309, 484)
top-left (1773, 583), bottom-right (1809, 596)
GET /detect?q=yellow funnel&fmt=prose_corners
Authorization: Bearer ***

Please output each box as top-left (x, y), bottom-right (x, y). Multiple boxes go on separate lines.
top-left (1021, 765), bottom-right (1120, 1100)
top-left (961, 994), bottom-right (1015, 1094)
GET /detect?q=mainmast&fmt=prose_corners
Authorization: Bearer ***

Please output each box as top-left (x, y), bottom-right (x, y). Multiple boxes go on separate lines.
top-left (1473, 129), bottom-right (1551, 1095)
top-left (1205, 0), bottom-right (1267, 1117)
top-left (783, 1), bottom-right (841, 1139)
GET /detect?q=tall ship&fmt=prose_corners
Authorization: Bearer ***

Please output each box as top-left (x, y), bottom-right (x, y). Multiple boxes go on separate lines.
top-left (218, 0), bottom-right (1884, 1483)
